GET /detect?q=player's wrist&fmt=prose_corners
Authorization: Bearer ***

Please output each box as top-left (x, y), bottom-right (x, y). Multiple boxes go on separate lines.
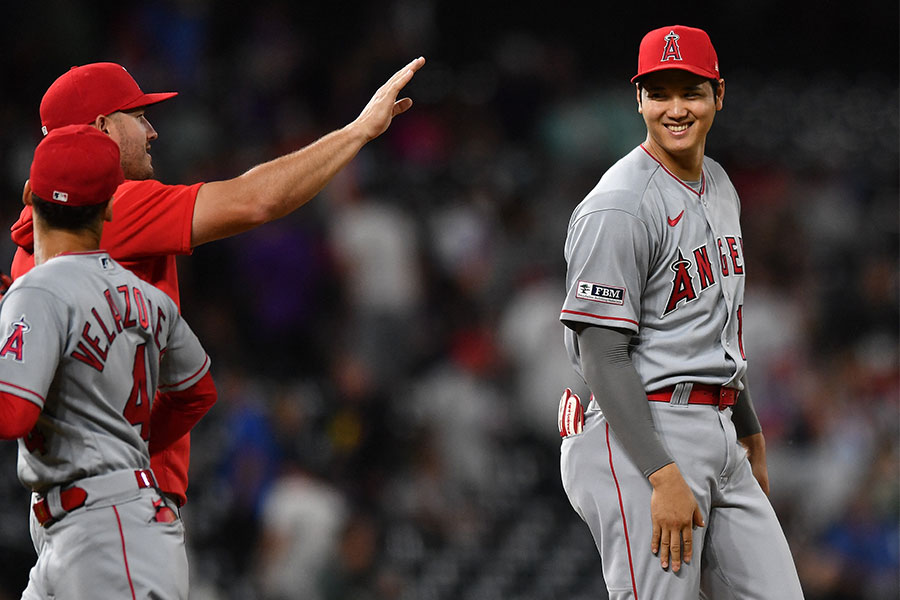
top-left (647, 461), bottom-right (680, 488)
top-left (343, 118), bottom-right (378, 145)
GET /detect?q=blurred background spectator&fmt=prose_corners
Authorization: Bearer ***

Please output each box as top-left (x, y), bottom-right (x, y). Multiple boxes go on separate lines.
top-left (0, 1), bottom-right (896, 599)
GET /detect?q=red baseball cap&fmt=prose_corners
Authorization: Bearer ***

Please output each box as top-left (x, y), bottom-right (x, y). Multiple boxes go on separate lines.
top-left (39, 62), bottom-right (177, 135)
top-left (632, 25), bottom-right (720, 83)
top-left (30, 124), bottom-right (125, 206)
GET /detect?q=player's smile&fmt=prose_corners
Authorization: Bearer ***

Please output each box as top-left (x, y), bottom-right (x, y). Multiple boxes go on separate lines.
top-left (665, 123), bottom-right (691, 133)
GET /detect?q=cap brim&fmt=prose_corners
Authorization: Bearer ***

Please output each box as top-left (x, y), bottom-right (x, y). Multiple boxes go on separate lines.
top-left (118, 91), bottom-right (178, 112)
top-left (631, 65), bottom-right (719, 83)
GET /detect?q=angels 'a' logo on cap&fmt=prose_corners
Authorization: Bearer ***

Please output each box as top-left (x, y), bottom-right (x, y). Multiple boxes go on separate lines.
top-left (52, 190), bottom-right (69, 202)
top-left (661, 30), bottom-right (683, 62)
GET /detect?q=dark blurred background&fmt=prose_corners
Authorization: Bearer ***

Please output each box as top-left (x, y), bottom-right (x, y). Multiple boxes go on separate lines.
top-left (0, 1), bottom-right (897, 599)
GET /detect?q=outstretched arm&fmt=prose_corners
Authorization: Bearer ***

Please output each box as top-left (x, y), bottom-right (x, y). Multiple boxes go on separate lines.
top-left (190, 56), bottom-right (426, 246)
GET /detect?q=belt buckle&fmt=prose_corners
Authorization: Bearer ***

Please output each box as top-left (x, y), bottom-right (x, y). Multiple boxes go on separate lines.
top-left (135, 469), bottom-right (154, 489)
top-left (33, 500), bottom-right (53, 527)
top-left (718, 388), bottom-right (734, 410)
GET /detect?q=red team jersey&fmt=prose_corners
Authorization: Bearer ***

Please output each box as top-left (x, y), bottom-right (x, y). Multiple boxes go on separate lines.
top-left (10, 178), bottom-right (203, 504)
top-left (12, 179), bottom-right (200, 303)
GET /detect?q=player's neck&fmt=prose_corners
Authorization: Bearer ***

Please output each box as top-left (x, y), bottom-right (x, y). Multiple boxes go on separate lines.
top-left (642, 138), bottom-right (705, 181)
top-left (33, 227), bottom-right (103, 266)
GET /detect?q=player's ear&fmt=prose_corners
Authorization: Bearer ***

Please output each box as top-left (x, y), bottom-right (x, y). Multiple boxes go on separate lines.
top-left (94, 114), bottom-right (111, 135)
top-left (22, 180), bottom-right (33, 206)
top-left (636, 83), bottom-right (643, 114)
top-left (103, 198), bottom-right (114, 222)
top-left (715, 79), bottom-right (725, 111)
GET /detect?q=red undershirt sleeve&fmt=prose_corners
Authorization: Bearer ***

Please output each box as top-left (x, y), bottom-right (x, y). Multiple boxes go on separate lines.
top-left (148, 371), bottom-right (217, 456)
top-left (0, 391), bottom-right (41, 439)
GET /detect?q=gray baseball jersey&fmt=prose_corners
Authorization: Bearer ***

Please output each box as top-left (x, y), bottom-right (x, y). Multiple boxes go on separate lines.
top-left (561, 145), bottom-right (746, 391)
top-left (558, 145), bottom-right (804, 599)
top-left (0, 252), bottom-right (209, 489)
top-left (0, 251), bottom-right (210, 600)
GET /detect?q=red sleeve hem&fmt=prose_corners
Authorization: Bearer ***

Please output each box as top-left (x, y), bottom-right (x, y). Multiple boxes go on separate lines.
top-left (0, 391), bottom-right (41, 439)
top-left (149, 371), bottom-right (217, 505)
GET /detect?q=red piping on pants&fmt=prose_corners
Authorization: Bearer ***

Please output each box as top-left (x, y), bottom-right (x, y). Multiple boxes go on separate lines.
top-left (607, 423), bottom-right (639, 599)
top-left (113, 505), bottom-right (137, 600)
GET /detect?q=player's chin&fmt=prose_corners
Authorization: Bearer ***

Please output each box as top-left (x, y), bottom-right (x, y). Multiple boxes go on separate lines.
top-left (125, 163), bottom-right (154, 181)
top-left (653, 135), bottom-right (691, 155)
top-left (140, 156), bottom-right (155, 179)
top-left (658, 127), bottom-right (701, 151)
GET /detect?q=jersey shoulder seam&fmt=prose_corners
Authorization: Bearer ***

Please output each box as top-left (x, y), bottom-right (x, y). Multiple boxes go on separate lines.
top-left (3, 283), bottom-right (68, 308)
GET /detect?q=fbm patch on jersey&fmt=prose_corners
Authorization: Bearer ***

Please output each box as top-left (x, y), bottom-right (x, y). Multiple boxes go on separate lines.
top-left (576, 281), bottom-right (625, 305)
top-left (0, 316), bottom-right (30, 362)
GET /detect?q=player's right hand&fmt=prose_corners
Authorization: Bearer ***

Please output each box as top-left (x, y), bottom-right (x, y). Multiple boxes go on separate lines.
top-left (648, 462), bottom-right (705, 573)
top-left (352, 56), bottom-right (425, 142)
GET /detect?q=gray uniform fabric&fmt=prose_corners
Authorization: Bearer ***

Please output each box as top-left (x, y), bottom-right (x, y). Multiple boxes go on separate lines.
top-left (561, 145), bottom-right (747, 391)
top-left (561, 401), bottom-right (804, 600)
top-left (23, 472), bottom-right (188, 600)
top-left (0, 252), bottom-right (209, 599)
top-left (559, 146), bottom-right (803, 599)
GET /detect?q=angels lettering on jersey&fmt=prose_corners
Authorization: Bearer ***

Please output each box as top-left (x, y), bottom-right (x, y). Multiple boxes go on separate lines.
top-left (664, 235), bottom-right (744, 316)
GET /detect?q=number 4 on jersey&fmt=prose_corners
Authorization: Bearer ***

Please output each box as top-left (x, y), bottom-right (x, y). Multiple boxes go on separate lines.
top-left (123, 343), bottom-right (151, 441)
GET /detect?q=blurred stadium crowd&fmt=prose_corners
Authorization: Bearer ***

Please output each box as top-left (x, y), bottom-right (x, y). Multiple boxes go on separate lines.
top-left (0, 2), bottom-right (897, 599)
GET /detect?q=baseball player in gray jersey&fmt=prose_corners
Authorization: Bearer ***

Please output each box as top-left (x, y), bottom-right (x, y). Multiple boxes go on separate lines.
top-left (557, 26), bottom-right (804, 599)
top-left (0, 124), bottom-right (216, 599)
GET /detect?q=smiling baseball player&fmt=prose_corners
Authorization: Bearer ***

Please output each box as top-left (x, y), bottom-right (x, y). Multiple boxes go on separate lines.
top-left (558, 25), bottom-right (804, 598)
top-left (0, 125), bottom-right (216, 599)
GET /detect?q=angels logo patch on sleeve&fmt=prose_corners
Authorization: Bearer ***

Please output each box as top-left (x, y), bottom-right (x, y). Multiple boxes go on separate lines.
top-left (0, 316), bottom-right (31, 362)
top-left (576, 281), bottom-right (625, 305)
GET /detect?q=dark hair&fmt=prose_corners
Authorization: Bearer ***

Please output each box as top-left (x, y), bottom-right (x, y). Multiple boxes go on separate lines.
top-left (31, 195), bottom-right (107, 231)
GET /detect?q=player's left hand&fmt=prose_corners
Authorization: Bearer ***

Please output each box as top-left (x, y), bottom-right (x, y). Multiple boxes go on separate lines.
top-left (739, 432), bottom-right (770, 495)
